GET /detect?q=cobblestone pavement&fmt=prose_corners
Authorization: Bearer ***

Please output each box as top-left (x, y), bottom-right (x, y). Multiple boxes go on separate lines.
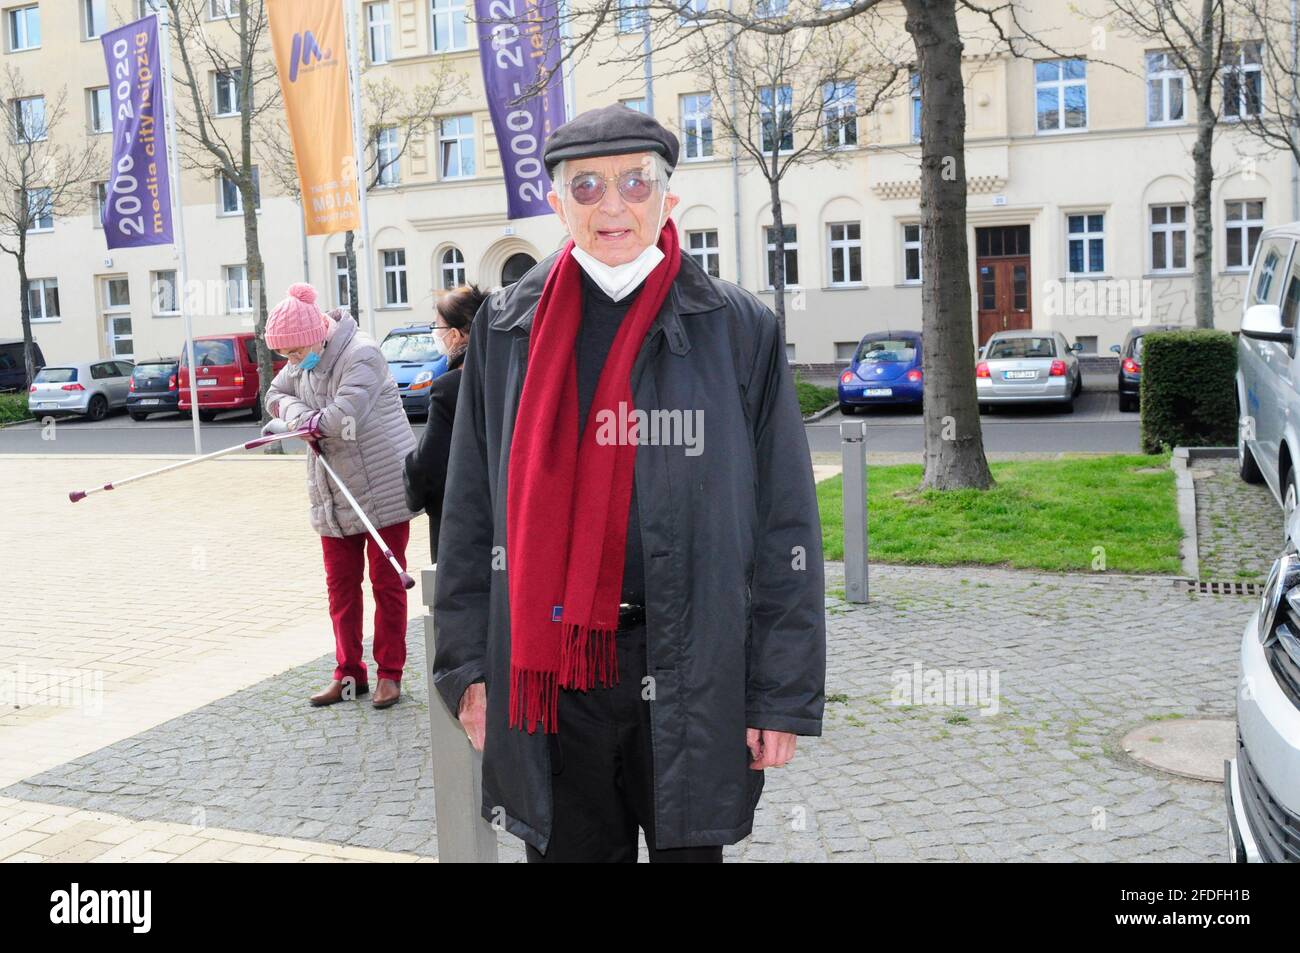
top-left (5, 563), bottom-right (1249, 862)
top-left (1193, 457), bottom-right (1280, 582)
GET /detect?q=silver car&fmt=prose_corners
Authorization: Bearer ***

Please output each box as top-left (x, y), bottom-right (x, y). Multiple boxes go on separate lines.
top-left (1226, 505), bottom-right (1300, 862)
top-left (976, 330), bottom-right (1083, 413)
top-left (28, 360), bottom-right (135, 421)
top-left (1237, 221), bottom-right (1300, 525)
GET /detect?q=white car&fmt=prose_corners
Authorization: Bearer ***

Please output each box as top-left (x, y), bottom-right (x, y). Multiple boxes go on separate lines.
top-left (1226, 507), bottom-right (1300, 862)
top-left (1236, 221), bottom-right (1300, 524)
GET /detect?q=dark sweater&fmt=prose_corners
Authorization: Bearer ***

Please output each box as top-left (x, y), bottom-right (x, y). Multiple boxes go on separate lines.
top-left (403, 348), bottom-right (465, 563)
top-left (576, 266), bottom-right (646, 607)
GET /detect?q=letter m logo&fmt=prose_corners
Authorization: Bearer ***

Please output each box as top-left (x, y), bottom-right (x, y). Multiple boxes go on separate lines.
top-left (289, 31), bottom-right (326, 82)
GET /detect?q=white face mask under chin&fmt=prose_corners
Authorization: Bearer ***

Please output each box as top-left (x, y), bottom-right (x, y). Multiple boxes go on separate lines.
top-left (568, 190), bottom-right (667, 302)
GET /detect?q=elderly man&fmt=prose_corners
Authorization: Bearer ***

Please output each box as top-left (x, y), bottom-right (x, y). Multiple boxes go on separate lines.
top-left (432, 104), bottom-right (825, 863)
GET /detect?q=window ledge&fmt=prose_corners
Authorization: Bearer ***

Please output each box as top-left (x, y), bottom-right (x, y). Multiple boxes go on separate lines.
top-left (378, 305), bottom-right (412, 311)
top-left (823, 284), bottom-right (868, 291)
top-left (1060, 274), bottom-right (1116, 281)
top-left (1221, 268), bottom-right (1251, 276)
top-left (1142, 271), bottom-right (1193, 279)
top-left (896, 281), bottom-right (922, 288)
top-left (29, 318), bottom-right (60, 324)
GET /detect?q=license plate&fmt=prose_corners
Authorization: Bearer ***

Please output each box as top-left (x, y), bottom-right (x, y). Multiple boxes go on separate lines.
top-left (140, 398), bottom-right (160, 405)
top-left (197, 378), bottom-right (218, 387)
top-left (35, 401), bottom-right (56, 409)
top-left (1003, 370), bottom-right (1037, 380)
top-left (865, 388), bottom-right (892, 397)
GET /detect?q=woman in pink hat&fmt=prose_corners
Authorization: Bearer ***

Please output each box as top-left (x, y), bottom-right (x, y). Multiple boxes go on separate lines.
top-left (263, 282), bottom-right (418, 710)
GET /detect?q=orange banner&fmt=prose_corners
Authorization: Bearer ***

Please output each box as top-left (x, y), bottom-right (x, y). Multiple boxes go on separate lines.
top-left (268, 0), bottom-right (359, 235)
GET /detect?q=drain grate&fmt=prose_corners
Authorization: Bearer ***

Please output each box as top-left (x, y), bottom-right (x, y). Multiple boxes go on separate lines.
top-left (1187, 579), bottom-right (1263, 597)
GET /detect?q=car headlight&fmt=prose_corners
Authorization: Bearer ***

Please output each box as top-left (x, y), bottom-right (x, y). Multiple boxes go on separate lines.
top-left (1258, 551), bottom-right (1300, 645)
top-left (409, 371), bottom-right (434, 391)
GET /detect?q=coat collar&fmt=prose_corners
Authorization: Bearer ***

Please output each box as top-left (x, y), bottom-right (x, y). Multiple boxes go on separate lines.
top-left (487, 244), bottom-right (726, 356)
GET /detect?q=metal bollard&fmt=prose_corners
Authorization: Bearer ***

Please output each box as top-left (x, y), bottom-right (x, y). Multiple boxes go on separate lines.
top-left (840, 420), bottom-right (868, 603)
top-left (422, 565), bottom-right (498, 862)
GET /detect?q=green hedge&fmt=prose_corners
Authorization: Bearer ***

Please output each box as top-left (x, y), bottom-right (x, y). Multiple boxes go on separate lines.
top-left (793, 371), bottom-right (837, 418)
top-left (0, 392), bottom-right (31, 425)
top-left (1139, 329), bottom-right (1237, 453)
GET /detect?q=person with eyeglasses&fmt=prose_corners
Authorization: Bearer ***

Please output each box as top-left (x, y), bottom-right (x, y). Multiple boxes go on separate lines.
top-left (403, 283), bottom-right (487, 564)
top-left (431, 104), bottom-right (825, 863)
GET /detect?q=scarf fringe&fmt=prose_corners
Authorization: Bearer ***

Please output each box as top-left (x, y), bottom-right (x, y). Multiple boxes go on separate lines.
top-left (509, 665), bottom-right (560, 734)
top-left (559, 620), bottom-right (620, 691)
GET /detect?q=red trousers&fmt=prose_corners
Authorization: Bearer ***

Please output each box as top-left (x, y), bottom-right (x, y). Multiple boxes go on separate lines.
top-left (319, 520), bottom-right (411, 684)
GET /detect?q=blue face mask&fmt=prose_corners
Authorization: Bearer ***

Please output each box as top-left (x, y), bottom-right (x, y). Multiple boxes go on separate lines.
top-left (299, 350), bottom-right (321, 372)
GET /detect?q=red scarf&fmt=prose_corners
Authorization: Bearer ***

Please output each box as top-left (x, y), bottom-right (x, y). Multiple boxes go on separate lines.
top-left (506, 219), bottom-right (681, 733)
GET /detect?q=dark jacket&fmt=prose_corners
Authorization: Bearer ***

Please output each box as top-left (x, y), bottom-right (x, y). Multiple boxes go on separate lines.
top-left (431, 247), bottom-right (826, 852)
top-left (403, 348), bottom-right (466, 563)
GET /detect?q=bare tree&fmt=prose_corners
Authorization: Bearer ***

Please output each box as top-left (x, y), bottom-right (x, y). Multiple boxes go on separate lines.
top-left (1106, 0), bottom-right (1229, 329)
top-left (0, 68), bottom-right (101, 388)
top-left (689, 23), bottom-right (900, 337)
top-left (1230, 0), bottom-right (1300, 178)
top-left (163, 0), bottom-right (282, 423)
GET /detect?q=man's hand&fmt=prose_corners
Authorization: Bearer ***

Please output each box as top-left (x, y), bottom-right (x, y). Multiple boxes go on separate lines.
top-left (459, 681), bottom-right (487, 751)
top-left (746, 727), bottom-right (797, 769)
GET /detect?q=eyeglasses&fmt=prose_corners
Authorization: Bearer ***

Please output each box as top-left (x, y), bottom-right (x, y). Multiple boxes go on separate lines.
top-left (564, 170), bottom-right (659, 205)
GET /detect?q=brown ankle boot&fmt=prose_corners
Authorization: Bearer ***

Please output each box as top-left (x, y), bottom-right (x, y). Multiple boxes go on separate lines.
top-left (371, 678), bottom-right (400, 709)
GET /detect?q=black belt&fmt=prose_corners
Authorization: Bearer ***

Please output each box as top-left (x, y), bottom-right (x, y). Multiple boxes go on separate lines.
top-left (617, 602), bottom-right (646, 630)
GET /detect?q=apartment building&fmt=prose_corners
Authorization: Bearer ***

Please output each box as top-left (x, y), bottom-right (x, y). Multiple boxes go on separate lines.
top-left (1, 0), bottom-right (1296, 371)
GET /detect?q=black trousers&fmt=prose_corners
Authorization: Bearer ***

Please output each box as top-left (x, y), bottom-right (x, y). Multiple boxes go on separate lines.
top-left (525, 623), bottom-right (723, 863)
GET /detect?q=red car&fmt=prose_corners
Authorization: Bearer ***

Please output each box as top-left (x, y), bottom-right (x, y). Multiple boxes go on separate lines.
top-left (178, 333), bottom-right (286, 422)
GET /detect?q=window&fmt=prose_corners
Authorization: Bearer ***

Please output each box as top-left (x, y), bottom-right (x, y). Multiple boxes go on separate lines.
top-left (14, 96), bottom-right (46, 142)
top-left (138, 1), bottom-right (165, 16)
top-left (439, 115), bottom-right (475, 179)
top-left (1066, 213), bottom-right (1105, 275)
top-left (333, 253), bottom-right (351, 308)
top-left (686, 229), bottom-right (719, 278)
top-left (902, 223), bottom-right (922, 283)
top-left (93, 181), bottom-right (107, 225)
top-left (1150, 204), bottom-right (1189, 273)
top-left (83, 0), bottom-right (107, 39)
top-left (1075, 335), bottom-right (1098, 355)
top-left (823, 81), bottom-right (857, 148)
top-left (834, 341), bottom-right (858, 361)
top-left (224, 265), bottom-right (250, 312)
top-left (105, 276), bottom-right (130, 308)
top-left (1222, 41), bottom-right (1263, 120)
top-left (27, 278), bottom-right (59, 321)
top-left (1035, 59), bottom-right (1087, 132)
top-left (382, 249), bottom-right (408, 306)
top-left (214, 71), bottom-right (243, 117)
top-left (210, 0), bottom-right (239, 19)
top-left (621, 98), bottom-right (647, 113)
top-left (431, 0), bottom-right (467, 51)
top-left (909, 70), bottom-right (921, 142)
top-left (760, 84), bottom-right (793, 153)
top-left (152, 270), bottom-right (178, 314)
top-left (1280, 253), bottom-right (1300, 330)
top-left (765, 224), bottom-right (798, 288)
top-left (617, 0), bottom-right (648, 32)
top-left (756, 0), bottom-right (788, 15)
top-left (440, 247), bottom-right (466, 289)
top-left (680, 94), bottom-right (713, 160)
top-left (1251, 238), bottom-right (1290, 307)
top-left (375, 125), bottom-right (400, 186)
top-left (1226, 200), bottom-right (1264, 271)
top-left (1146, 51), bottom-right (1185, 125)
top-left (26, 188), bottom-right (52, 231)
top-left (88, 87), bottom-right (111, 134)
top-left (828, 222), bottom-right (862, 285)
top-left (8, 5), bottom-right (39, 52)
top-left (367, 2), bottom-right (392, 64)
top-left (220, 168), bottom-right (260, 214)
top-left (677, 0), bottom-right (706, 24)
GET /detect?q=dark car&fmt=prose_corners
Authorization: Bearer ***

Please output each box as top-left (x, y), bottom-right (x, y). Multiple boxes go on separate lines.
top-left (838, 331), bottom-right (923, 414)
top-left (1111, 324), bottom-right (1182, 412)
top-left (0, 338), bottom-right (44, 392)
top-left (381, 324), bottom-right (446, 419)
top-left (126, 358), bottom-right (182, 420)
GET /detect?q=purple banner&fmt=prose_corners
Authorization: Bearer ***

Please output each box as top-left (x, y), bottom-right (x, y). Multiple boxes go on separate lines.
top-left (475, 0), bottom-right (567, 219)
top-left (100, 16), bottom-right (173, 248)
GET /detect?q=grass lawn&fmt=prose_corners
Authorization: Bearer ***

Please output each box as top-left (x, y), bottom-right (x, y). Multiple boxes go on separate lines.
top-left (0, 392), bottom-right (30, 425)
top-left (818, 453), bottom-right (1182, 574)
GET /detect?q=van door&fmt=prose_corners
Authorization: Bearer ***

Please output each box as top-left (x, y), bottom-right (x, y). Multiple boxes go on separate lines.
top-left (1244, 236), bottom-right (1296, 493)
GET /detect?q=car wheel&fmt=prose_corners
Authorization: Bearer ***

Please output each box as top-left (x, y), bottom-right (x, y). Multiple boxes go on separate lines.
top-left (1238, 419), bottom-right (1264, 484)
top-left (129, 412), bottom-right (149, 422)
top-left (978, 403), bottom-right (991, 414)
top-left (198, 410), bottom-right (217, 423)
top-left (1073, 374), bottom-right (1083, 398)
top-left (1060, 399), bottom-right (1075, 415)
top-left (839, 403), bottom-right (856, 416)
top-left (1118, 394), bottom-right (1136, 413)
top-left (86, 395), bottom-right (108, 422)
top-left (1285, 465), bottom-right (1299, 530)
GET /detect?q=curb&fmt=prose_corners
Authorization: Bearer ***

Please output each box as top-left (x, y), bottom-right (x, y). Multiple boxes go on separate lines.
top-left (1169, 446), bottom-right (1234, 580)
top-left (803, 402), bottom-right (839, 423)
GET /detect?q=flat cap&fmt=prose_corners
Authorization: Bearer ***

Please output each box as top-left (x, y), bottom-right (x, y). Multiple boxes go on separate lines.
top-left (543, 103), bottom-right (679, 182)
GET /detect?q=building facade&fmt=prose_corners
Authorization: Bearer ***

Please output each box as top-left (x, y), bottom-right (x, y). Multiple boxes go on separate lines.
top-left (2, 0), bottom-right (1296, 373)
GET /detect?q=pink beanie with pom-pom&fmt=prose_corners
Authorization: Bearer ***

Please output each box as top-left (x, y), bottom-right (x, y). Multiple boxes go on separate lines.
top-left (265, 283), bottom-right (329, 350)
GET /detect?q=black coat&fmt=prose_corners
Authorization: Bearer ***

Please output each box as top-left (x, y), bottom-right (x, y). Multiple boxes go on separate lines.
top-left (432, 248), bottom-right (826, 852)
top-left (403, 349), bottom-right (465, 563)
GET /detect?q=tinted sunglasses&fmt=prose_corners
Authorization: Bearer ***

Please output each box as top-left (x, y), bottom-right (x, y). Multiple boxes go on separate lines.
top-left (564, 169), bottom-right (659, 205)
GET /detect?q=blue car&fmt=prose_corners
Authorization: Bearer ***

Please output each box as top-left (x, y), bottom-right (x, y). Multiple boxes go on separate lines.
top-left (838, 332), bottom-right (924, 413)
top-left (380, 324), bottom-right (446, 418)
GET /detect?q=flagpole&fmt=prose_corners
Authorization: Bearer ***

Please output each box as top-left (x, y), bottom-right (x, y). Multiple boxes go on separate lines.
top-left (157, 6), bottom-right (201, 455)
top-left (343, 0), bottom-right (375, 339)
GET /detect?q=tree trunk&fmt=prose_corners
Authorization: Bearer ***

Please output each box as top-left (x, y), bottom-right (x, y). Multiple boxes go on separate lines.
top-left (345, 229), bottom-right (359, 323)
top-left (1191, 0), bottom-right (1217, 329)
top-left (242, 180), bottom-right (282, 453)
top-left (16, 234), bottom-right (35, 388)
top-left (904, 0), bottom-right (994, 490)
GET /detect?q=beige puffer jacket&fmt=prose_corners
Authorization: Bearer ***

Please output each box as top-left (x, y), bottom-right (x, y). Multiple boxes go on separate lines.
top-left (265, 312), bottom-right (417, 538)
